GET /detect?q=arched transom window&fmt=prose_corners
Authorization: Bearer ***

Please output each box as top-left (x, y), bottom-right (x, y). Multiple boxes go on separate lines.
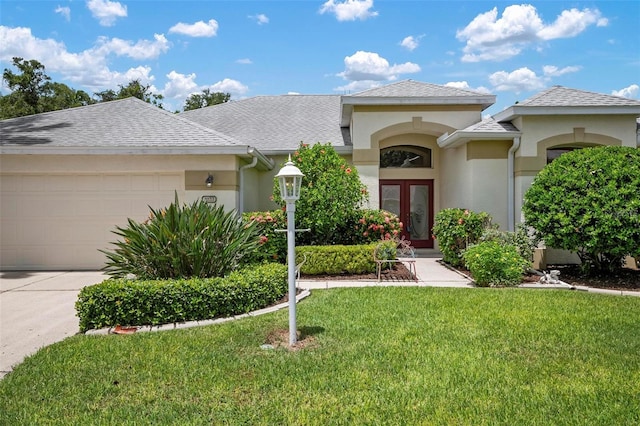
top-left (380, 145), bottom-right (432, 168)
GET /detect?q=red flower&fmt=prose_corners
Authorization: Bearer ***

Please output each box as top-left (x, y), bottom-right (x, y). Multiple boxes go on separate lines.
top-left (345, 168), bottom-right (352, 174)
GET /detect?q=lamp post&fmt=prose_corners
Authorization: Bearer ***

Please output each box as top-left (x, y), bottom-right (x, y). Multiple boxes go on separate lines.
top-left (275, 155), bottom-right (304, 346)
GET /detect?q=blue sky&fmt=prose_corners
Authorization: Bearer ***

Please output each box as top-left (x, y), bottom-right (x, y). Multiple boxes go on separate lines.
top-left (1, 0), bottom-right (638, 114)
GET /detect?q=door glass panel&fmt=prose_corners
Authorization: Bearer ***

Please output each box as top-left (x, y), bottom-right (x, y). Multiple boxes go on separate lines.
top-left (409, 185), bottom-right (429, 240)
top-left (380, 185), bottom-right (401, 216)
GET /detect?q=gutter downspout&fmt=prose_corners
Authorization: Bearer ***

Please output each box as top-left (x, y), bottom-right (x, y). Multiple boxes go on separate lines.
top-left (238, 147), bottom-right (259, 215)
top-left (507, 137), bottom-right (521, 232)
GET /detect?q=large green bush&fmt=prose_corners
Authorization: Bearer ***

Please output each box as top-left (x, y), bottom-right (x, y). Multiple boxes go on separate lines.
top-left (432, 208), bottom-right (493, 266)
top-left (463, 241), bottom-right (530, 287)
top-left (76, 263), bottom-right (287, 332)
top-left (272, 143), bottom-right (368, 246)
top-left (523, 146), bottom-right (640, 273)
top-left (480, 224), bottom-right (537, 264)
top-left (102, 195), bottom-right (260, 279)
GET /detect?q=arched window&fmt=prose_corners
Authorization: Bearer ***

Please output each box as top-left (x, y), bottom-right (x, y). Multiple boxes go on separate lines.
top-left (380, 145), bottom-right (432, 168)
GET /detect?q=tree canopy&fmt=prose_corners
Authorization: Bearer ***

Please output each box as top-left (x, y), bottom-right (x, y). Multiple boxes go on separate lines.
top-left (183, 89), bottom-right (230, 111)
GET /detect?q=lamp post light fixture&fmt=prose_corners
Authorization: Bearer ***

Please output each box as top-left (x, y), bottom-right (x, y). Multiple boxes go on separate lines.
top-left (275, 155), bottom-right (304, 346)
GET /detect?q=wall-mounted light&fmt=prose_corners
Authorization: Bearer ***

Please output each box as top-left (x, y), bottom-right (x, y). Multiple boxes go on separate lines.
top-left (205, 174), bottom-right (214, 188)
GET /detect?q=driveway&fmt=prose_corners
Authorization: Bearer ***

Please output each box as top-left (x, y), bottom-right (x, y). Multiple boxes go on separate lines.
top-left (0, 271), bottom-right (108, 379)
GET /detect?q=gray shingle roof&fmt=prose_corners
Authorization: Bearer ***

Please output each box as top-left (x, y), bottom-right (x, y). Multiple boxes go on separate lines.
top-left (437, 117), bottom-right (521, 148)
top-left (464, 118), bottom-right (519, 133)
top-left (518, 86), bottom-right (640, 107)
top-left (0, 97), bottom-right (243, 148)
top-left (352, 79), bottom-right (491, 98)
top-left (180, 95), bottom-right (348, 152)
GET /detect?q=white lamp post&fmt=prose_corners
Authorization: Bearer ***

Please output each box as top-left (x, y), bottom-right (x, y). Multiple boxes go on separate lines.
top-left (275, 155), bottom-right (304, 345)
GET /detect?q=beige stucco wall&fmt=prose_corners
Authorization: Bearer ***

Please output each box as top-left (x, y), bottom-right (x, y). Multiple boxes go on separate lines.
top-left (0, 154), bottom-right (241, 270)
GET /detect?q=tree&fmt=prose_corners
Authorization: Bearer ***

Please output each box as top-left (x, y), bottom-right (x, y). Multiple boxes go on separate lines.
top-left (272, 142), bottom-right (368, 246)
top-left (94, 79), bottom-right (164, 108)
top-left (523, 146), bottom-right (640, 274)
top-left (183, 89), bottom-right (230, 111)
top-left (1, 57), bottom-right (94, 118)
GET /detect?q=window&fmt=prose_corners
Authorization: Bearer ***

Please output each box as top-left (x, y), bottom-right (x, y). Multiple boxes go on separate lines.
top-left (546, 147), bottom-right (579, 164)
top-left (380, 145), bottom-right (432, 168)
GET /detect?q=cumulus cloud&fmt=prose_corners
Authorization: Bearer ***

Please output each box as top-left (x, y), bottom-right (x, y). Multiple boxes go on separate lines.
top-left (612, 84), bottom-right (639, 99)
top-left (86, 0), bottom-right (127, 27)
top-left (249, 14), bottom-right (269, 25)
top-left (210, 78), bottom-right (249, 96)
top-left (236, 58), bottom-right (252, 65)
top-left (162, 71), bottom-right (199, 99)
top-left (55, 6), bottom-right (71, 21)
top-left (457, 4), bottom-right (606, 62)
top-left (337, 51), bottom-right (420, 82)
top-left (0, 25), bottom-right (167, 92)
top-left (400, 35), bottom-right (423, 51)
top-left (489, 68), bottom-right (546, 93)
top-left (444, 81), bottom-right (491, 94)
top-left (319, 0), bottom-right (378, 21)
top-left (542, 65), bottom-right (581, 77)
top-left (169, 19), bottom-right (219, 37)
top-left (92, 34), bottom-right (170, 60)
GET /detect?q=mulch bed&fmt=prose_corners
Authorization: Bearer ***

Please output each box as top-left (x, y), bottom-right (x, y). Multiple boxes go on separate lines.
top-left (300, 263), bottom-right (415, 282)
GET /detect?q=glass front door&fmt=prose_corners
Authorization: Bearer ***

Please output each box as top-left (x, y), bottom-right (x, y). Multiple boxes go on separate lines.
top-left (380, 180), bottom-right (434, 248)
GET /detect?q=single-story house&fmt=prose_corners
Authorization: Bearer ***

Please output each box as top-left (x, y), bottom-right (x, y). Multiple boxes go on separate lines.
top-left (2, 80), bottom-right (639, 270)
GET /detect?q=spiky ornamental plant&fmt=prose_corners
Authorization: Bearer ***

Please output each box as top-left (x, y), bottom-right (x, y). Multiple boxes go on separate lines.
top-left (101, 194), bottom-right (261, 279)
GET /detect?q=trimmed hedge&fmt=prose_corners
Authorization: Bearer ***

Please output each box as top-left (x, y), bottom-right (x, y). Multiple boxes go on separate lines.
top-left (76, 263), bottom-right (287, 332)
top-left (297, 244), bottom-right (378, 275)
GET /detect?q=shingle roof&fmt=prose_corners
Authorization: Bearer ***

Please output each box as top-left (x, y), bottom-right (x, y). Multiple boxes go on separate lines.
top-left (436, 117), bottom-right (521, 148)
top-left (180, 95), bottom-right (348, 152)
top-left (352, 80), bottom-right (491, 98)
top-left (518, 86), bottom-right (640, 107)
top-left (0, 97), bottom-right (243, 148)
top-left (464, 118), bottom-right (519, 133)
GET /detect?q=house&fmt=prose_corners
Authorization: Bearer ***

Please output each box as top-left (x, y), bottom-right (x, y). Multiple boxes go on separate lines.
top-left (2, 80), bottom-right (639, 270)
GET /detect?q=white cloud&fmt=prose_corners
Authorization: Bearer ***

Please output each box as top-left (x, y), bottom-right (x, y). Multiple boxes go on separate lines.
top-left (612, 84), bottom-right (639, 99)
top-left (162, 71), bottom-right (199, 99)
top-left (55, 6), bottom-right (71, 21)
top-left (400, 35), bottom-right (423, 51)
top-left (236, 58), bottom-right (252, 65)
top-left (337, 51), bottom-right (420, 82)
top-left (457, 5), bottom-right (606, 62)
top-left (210, 78), bottom-right (249, 96)
top-left (169, 19), bottom-right (219, 37)
top-left (319, 0), bottom-right (378, 22)
top-left (0, 26), bottom-right (167, 92)
top-left (542, 65), bottom-right (581, 77)
top-left (86, 0), bottom-right (127, 27)
top-left (444, 81), bottom-right (492, 94)
top-left (488, 67), bottom-right (546, 93)
top-left (249, 14), bottom-right (269, 25)
top-left (92, 34), bottom-right (170, 60)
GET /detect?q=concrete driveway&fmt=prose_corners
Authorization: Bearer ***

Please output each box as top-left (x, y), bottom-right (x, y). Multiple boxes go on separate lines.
top-left (0, 271), bottom-right (108, 379)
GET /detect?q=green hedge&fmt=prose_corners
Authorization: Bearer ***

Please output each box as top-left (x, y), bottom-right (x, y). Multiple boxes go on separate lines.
top-left (296, 244), bottom-right (378, 275)
top-left (76, 263), bottom-right (287, 332)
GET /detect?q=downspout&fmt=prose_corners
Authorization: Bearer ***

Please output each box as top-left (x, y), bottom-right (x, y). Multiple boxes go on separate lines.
top-left (238, 147), bottom-right (259, 215)
top-left (507, 137), bottom-right (521, 232)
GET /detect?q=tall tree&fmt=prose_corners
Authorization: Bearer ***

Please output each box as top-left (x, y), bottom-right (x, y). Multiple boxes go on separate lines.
top-left (183, 89), bottom-right (230, 111)
top-left (94, 79), bottom-right (164, 108)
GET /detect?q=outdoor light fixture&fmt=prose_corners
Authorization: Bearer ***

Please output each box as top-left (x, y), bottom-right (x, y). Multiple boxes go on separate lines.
top-left (275, 155), bottom-right (304, 345)
top-left (205, 174), bottom-right (214, 188)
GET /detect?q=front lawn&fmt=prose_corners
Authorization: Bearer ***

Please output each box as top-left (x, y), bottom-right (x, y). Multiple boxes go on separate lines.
top-left (1, 288), bottom-right (639, 425)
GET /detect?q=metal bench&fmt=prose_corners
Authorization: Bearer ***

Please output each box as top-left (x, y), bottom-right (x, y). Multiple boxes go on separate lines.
top-left (373, 238), bottom-right (417, 282)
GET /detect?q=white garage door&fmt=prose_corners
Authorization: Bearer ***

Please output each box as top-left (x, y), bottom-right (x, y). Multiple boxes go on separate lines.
top-left (1, 172), bottom-right (183, 270)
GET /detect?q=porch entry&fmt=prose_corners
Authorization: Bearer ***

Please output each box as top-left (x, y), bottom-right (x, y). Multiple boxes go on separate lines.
top-left (379, 179), bottom-right (434, 248)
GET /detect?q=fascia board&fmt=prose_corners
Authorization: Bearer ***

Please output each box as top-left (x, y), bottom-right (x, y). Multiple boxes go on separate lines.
top-left (494, 105), bottom-right (640, 122)
top-left (0, 145), bottom-right (258, 156)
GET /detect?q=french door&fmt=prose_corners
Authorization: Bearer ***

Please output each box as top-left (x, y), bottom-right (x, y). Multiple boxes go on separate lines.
top-left (380, 180), bottom-right (434, 248)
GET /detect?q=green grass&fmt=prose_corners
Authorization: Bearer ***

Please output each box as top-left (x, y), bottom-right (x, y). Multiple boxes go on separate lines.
top-left (2, 288), bottom-right (639, 425)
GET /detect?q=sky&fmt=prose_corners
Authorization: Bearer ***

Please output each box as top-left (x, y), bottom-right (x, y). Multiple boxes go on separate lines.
top-left (1, 0), bottom-right (639, 115)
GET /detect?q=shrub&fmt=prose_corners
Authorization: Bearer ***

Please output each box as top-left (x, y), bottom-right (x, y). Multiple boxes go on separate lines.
top-left (432, 208), bottom-right (493, 267)
top-left (242, 209), bottom-right (287, 262)
top-left (76, 263), bottom-right (287, 332)
top-left (480, 224), bottom-right (537, 264)
top-left (101, 194), bottom-right (261, 279)
top-left (297, 244), bottom-right (378, 275)
top-left (349, 209), bottom-right (403, 244)
top-left (523, 146), bottom-right (640, 274)
top-left (272, 142), bottom-right (368, 246)
top-left (463, 241), bottom-right (529, 287)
